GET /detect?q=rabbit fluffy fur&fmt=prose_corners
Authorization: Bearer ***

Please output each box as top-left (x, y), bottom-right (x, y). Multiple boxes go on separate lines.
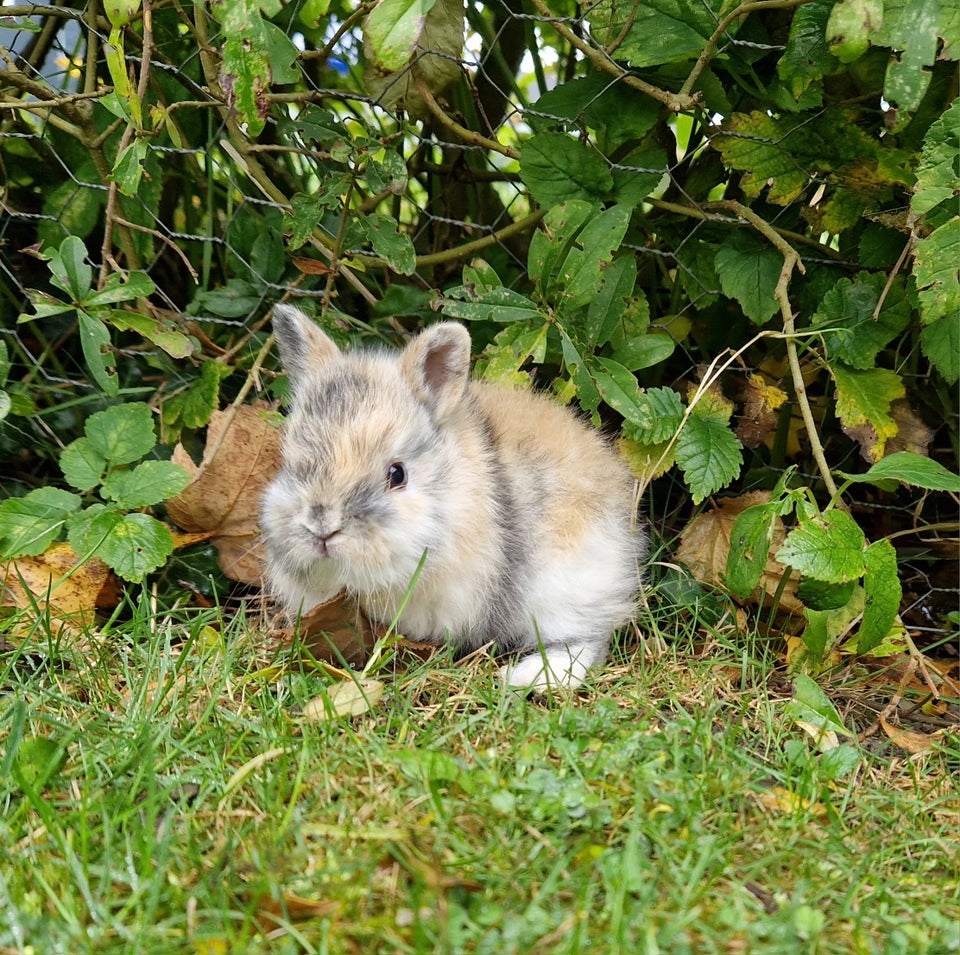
top-left (262, 305), bottom-right (643, 689)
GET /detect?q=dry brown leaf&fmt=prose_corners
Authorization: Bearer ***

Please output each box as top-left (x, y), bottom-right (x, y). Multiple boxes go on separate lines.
top-left (676, 492), bottom-right (803, 615)
top-left (245, 891), bottom-right (341, 929)
top-left (884, 399), bottom-right (934, 458)
top-left (273, 592), bottom-right (381, 668)
top-left (879, 715), bottom-right (943, 754)
top-left (166, 402), bottom-right (282, 584)
top-left (736, 373), bottom-right (788, 449)
top-left (1, 543), bottom-right (119, 627)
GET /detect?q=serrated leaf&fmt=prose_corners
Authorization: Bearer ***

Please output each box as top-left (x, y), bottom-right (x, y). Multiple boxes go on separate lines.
top-left (68, 505), bottom-right (173, 582)
top-left (912, 98), bottom-right (960, 220)
top-left (480, 322), bottom-right (549, 383)
top-left (626, 386), bottom-right (685, 444)
top-left (859, 538), bottom-right (901, 653)
top-left (831, 364), bottom-right (905, 461)
top-left (811, 272), bottom-right (910, 368)
top-left (777, 509), bottom-right (866, 583)
top-left (840, 452), bottom-right (960, 492)
top-left (101, 460), bottom-right (191, 509)
top-left (78, 312), bottom-right (118, 396)
top-left (0, 488), bottom-right (82, 558)
top-left (520, 133), bottom-right (613, 208)
top-left (355, 213), bottom-right (416, 274)
top-left (796, 577), bottom-right (858, 611)
top-left (161, 360), bottom-right (228, 438)
top-left (914, 217), bottom-right (960, 326)
top-left (84, 402), bottom-right (157, 466)
top-left (60, 437), bottom-right (107, 491)
top-left (920, 315), bottom-right (959, 385)
top-left (715, 235), bottom-right (782, 325)
top-left (675, 414), bottom-right (743, 504)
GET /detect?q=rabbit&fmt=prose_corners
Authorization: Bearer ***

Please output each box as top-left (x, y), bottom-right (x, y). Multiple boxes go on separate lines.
top-left (261, 304), bottom-right (644, 690)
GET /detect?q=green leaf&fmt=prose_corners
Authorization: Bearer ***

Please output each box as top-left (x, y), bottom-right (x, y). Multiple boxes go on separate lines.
top-left (796, 578), bottom-right (858, 611)
top-left (220, 0), bottom-right (271, 137)
top-left (778, 0), bottom-right (838, 96)
top-left (60, 437), bottom-right (107, 492)
top-left (559, 331), bottom-right (601, 421)
top-left (920, 315), bottom-right (959, 385)
top-left (0, 488), bottom-right (82, 558)
top-left (840, 452), bottom-right (960, 492)
top-left (625, 386), bottom-right (685, 444)
top-left (725, 503), bottom-right (778, 599)
top-left (784, 673), bottom-right (853, 737)
top-left (777, 509), bottom-right (866, 583)
top-left (914, 217), bottom-right (960, 326)
top-left (355, 213), bottom-right (416, 274)
top-left (262, 20), bottom-right (300, 85)
top-left (11, 735), bottom-right (69, 792)
top-left (881, 0), bottom-right (939, 118)
top-left (675, 414), bottom-right (743, 505)
top-left (831, 364), bottom-right (905, 461)
top-left (714, 234), bottom-right (782, 325)
top-left (78, 312), bottom-right (118, 396)
top-left (52, 235), bottom-right (93, 301)
top-left (528, 201), bottom-right (594, 294)
top-left (611, 331), bottom-right (674, 373)
top-left (83, 270), bottom-right (155, 307)
top-left (442, 286), bottom-right (542, 324)
top-left (364, 0), bottom-right (436, 70)
top-left (912, 98), bottom-right (960, 221)
top-left (112, 139), bottom-right (149, 197)
top-left (108, 310), bottom-right (196, 360)
top-left (585, 256), bottom-right (638, 347)
top-left (480, 322), bottom-right (549, 384)
top-left (555, 205), bottom-right (631, 310)
top-left (520, 133), bottom-right (613, 208)
top-left (161, 359), bottom-right (228, 438)
top-left (859, 538), bottom-right (901, 653)
top-left (585, 0), bottom-right (722, 68)
top-left (610, 149), bottom-right (668, 207)
top-left (84, 402), bottom-right (157, 467)
top-left (592, 357), bottom-right (643, 422)
top-left (810, 272), bottom-right (910, 369)
top-left (68, 505), bottom-right (174, 582)
top-left (825, 0), bottom-right (882, 63)
top-left (101, 460), bottom-right (191, 509)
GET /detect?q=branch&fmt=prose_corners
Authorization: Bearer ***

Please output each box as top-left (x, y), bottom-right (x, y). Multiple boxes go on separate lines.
top-left (703, 199), bottom-right (839, 499)
top-left (527, 0), bottom-right (699, 112)
top-left (680, 0), bottom-right (819, 98)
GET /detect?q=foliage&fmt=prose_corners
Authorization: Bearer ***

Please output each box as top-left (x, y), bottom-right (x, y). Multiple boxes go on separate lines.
top-left (0, 1), bottom-right (958, 658)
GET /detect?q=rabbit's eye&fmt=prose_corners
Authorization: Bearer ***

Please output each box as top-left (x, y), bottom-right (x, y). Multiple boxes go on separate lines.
top-left (387, 462), bottom-right (407, 489)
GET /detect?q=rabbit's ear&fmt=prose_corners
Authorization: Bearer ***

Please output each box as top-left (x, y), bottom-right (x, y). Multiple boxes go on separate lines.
top-left (401, 322), bottom-right (472, 417)
top-left (271, 305), bottom-right (340, 395)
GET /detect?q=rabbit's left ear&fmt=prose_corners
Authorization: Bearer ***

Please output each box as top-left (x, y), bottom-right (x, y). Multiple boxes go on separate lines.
top-left (400, 322), bottom-right (472, 418)
top-left (271, 305), bottom-right (340, 397)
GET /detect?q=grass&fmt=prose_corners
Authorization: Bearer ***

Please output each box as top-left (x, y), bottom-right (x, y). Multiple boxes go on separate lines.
top-left (1, 583), bottom-right (958, 955)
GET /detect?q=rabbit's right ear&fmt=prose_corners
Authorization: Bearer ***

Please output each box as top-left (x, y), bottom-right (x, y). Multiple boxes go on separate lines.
top-left (271, 305), bottom-right (340, 394)
top-left (400, 322), bottom-right (472, 418)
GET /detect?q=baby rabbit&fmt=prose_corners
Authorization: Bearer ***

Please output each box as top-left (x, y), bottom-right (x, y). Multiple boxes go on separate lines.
top-left (261, 305), bottom-right (643, 690)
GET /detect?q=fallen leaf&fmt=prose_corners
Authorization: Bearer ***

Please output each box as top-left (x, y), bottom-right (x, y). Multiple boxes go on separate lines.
top-left (248, 891), bottom-right (341, 928)
top-left (676, 492), bottom-right (803, 615)
top-left (754, 786), bottom-right (827, 816)
top-left (884, 399), bottom-right (934, 458)
top-left (879, 715), bottom-right (941, 754)
top-left (274, 592), bottom-right (381, 668)
top-left (166, 402), bottom-right (282, 584)
top-left (1, 542), bottom-right (119, 628)
top-left (302, 678), bottom-right (385, 720)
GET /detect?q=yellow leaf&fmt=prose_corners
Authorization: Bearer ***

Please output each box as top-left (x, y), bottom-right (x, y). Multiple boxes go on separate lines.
top-left (302, 678), bottom-right (385, 720)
